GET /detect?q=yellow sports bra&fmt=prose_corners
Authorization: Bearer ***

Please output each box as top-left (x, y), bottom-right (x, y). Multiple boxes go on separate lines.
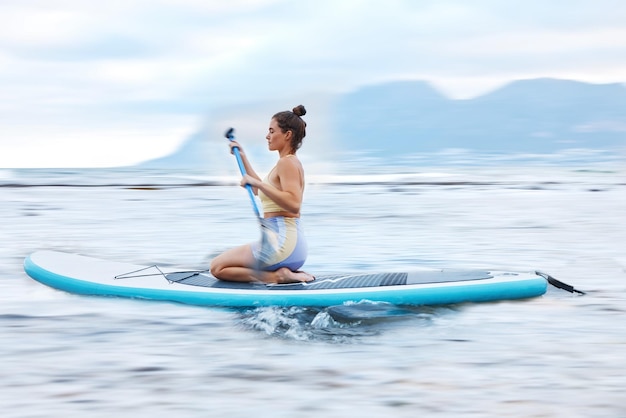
top-left (259, 156), bottom-right (303, 214)
top-left (258, 173), bottom-right (286, 213)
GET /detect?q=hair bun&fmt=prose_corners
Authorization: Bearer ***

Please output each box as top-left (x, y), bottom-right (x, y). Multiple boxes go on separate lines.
top-left (292, 105), bottom-right (306, 117)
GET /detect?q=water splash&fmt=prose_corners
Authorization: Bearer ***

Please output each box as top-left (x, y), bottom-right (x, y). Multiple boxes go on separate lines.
top-left (236, 301), bottom-right (433, 342)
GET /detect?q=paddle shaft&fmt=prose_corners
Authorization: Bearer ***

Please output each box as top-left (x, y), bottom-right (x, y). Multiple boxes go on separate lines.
top-left (225, 129), bottom-right (262, 219)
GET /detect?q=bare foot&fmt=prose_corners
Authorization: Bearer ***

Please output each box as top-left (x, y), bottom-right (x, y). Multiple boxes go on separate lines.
top-left (273, 268), bottom-right (315, 284)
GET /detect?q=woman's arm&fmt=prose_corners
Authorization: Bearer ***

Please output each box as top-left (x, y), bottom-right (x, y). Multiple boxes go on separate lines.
top-left (229, 141), bottom-right (261, 181)
top-left (229, 141), bottom-right (262, 194)
top-left (255, 157), bottom-right (304, 214)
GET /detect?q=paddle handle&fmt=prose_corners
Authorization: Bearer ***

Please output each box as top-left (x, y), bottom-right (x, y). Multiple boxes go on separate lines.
top-left (225, 128), bottom-right (262, 219)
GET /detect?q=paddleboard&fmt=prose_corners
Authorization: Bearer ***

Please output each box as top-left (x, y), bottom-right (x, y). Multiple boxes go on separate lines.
top-left (24, 250), bottom-right (548, 307)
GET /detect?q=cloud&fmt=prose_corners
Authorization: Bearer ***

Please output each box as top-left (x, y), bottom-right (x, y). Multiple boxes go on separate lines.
top-left (1, 0), bottom-right (625, 167)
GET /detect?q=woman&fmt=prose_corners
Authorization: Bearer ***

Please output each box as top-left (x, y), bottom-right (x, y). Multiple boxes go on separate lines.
top-left (210, 105), bottom-right (314, 284)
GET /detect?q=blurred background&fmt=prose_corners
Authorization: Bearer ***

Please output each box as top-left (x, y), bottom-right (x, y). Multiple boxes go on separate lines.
top-left (0, 1), bottom-right (625, 169)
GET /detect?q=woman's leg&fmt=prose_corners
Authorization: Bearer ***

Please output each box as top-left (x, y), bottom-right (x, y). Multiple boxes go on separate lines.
top-left (270, 268), bottom-right (315, 284)
top-left (210, 244), bottom-right (314, 284)
top-left (209, 244), bottom-right (258, 282)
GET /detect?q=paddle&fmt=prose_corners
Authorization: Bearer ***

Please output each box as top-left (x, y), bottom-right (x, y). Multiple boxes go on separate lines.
top-left (224, 127), bottom-right (273, 277)
top-left (225, 127), bottom-right (261, 219)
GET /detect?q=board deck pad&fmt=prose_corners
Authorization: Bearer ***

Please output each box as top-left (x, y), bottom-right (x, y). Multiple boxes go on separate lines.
top-left (163, 270), bottom-right (494, 290)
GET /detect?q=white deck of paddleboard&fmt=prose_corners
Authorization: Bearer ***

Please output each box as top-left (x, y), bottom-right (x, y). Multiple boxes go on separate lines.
top-left (24, 250), bottom-right (548, 307)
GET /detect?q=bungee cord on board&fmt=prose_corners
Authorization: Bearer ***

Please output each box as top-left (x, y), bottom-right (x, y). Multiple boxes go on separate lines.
top-left (115, 265), bottom-right (208, 283)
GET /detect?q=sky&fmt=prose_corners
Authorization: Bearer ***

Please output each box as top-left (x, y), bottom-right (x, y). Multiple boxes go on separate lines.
top-left (1, 0), bottom-right (625, 167)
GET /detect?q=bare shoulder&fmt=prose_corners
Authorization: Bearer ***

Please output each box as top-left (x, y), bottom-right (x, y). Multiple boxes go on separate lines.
top-left (276, 155), bottom-right (304, 187)
top-left (277, 154), bottom-right (303, 171)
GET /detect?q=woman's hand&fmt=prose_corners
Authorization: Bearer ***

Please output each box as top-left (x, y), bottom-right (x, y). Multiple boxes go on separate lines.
top-left (240, 174), bottom-right (259, 189)
top-left (228, 140), bottom-right (261, 194)
top-left (229, 141), bottom-right (244, 155)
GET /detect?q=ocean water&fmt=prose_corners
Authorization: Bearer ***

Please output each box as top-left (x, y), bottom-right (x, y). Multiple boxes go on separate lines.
top-left (1, 153), bottom-right (625, 417)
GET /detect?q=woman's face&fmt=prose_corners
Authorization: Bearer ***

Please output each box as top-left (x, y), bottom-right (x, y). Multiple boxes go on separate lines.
top-left (266, 118), bottom-right (291, 151)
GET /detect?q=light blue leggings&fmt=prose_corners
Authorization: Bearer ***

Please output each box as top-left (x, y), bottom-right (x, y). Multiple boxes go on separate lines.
top-left (251, 217), bottom-right (308, 271)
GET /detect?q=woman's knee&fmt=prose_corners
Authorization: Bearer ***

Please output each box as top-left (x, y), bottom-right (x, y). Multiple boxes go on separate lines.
top-left (210, 244), bottom-right (252, 277)
top-left (209, 258), bottom-right (223, 277)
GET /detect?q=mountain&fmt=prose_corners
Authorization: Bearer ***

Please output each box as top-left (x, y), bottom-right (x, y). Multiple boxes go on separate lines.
top-left (331, 80), bottom-right (451, 151)
top-left (138, 127), bottom-right (274, 173)
top-left (139, 78), bottom-right (626, 167)
top-left (333, 78), bottom-right (626, 153)
top-left (139, 130), bottom-right (210, 168)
